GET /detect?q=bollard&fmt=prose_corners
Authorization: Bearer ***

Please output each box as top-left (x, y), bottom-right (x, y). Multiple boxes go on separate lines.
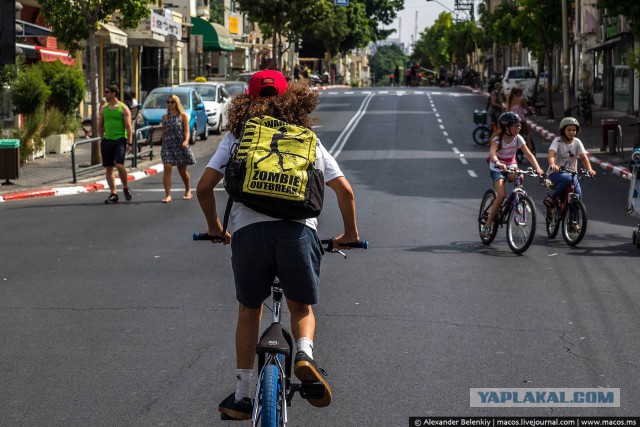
top-left (608, 129), bottom-right (617, 156)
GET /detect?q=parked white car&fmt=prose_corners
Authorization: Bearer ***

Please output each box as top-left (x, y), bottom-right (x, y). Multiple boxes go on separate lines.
top-left (178, 82), bottom-right (230, 134)
top-left (502, 66), bottom-right (538, 98)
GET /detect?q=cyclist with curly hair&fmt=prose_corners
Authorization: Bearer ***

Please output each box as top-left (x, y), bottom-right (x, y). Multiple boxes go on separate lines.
top-left (481, 112), bottom-right (544, 239)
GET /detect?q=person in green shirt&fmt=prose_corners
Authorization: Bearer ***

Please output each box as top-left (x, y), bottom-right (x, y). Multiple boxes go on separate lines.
top-left (98, 84), bottom-right (134, 204)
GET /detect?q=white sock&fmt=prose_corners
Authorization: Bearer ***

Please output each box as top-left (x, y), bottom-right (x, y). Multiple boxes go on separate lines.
top-left (234, 369), bottom-right (253, 401)
top-left (297, 337), bottom-right (314, 359)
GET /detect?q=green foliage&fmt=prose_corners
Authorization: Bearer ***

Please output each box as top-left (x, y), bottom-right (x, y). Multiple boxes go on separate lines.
top-left (209, 0), bottom-right (225, 25)
top-left (37, 0), bottom-right (154, 54)
top-left (596, 0), bottom-right (640, 38)
top-left (40, 62), bottom-right (86, 116)
top-left (369, 44), bottom-right (407, 82)
top-left (11, 67), bottom-right (50, 116)
top-left (412, 12), bottom-right (452, 69)
top-left (19, 108), bottom-right (45, 162)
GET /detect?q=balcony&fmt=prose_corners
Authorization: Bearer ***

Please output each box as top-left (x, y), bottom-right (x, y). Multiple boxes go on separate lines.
top-left (196, 0), bottom-right (209, 19)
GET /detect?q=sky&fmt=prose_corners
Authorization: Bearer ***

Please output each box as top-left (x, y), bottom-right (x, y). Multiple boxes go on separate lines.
top-left (383, 0), bottom-right (474, 50)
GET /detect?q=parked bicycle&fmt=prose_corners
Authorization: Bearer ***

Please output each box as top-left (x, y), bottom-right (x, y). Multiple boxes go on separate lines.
top-left (567, 90), bottom-right (593, 128)
top-left (193, 233), bottom-right (367, 426)
top-left (542, 166), bottom-right (593, 246)
top-left (473, 109), bottom-right (492, 145)
top-left (478, 166), bottom-right (540, 254)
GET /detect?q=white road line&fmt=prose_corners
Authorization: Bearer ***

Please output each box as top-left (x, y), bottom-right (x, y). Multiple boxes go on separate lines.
top-left (452, 147), bottom-right (460, 154)
top-left (379, 90), bottom-right (389, 94)
top-left (439, 125), bottom-right (445, 130)
top-left (460, 158), bottom-right (468, 165)
top-left (468, 170), bottom-right (478, 178)
top-left (437, 118), bottom-right (442, 123)
top-left (328, 92), bottom-right (338, 95)
top-left (447, 138), bottom-right (453, 144)
top-left (443, 131), bottom-right (448, 136)
top-left (344, 91), bottom-right (354, 95)
top-left (328, 92), bottom-right (375, 158)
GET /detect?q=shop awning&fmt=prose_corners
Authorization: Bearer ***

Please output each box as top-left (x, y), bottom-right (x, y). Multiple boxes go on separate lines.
top-left (98, 22), bottom-right (128, 47)
top-left (35, 46), bottom-right (74, 65)
top-left (191, 17), bottom-right (235, 51)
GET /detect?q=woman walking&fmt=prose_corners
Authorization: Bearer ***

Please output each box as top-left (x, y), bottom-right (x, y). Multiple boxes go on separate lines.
top-left (160, 94), bottom-right (196, 203)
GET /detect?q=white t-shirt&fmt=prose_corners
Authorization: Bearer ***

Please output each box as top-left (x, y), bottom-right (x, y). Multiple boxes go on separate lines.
top-left (547, 137), bottom-right (587, 174)
top-left (488, 134), bottom-right (526, 172)
top-left (206, 131), bottom-right (343, 232)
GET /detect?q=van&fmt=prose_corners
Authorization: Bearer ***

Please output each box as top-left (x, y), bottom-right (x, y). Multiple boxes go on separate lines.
top-left (502, 67), bottom-right (537, 98)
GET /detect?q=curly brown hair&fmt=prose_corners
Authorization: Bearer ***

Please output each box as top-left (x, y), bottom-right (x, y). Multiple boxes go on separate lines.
top-left (227, 81), bottom-right (319, 138)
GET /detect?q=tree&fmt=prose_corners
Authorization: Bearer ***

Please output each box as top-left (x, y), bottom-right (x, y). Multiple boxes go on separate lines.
top-left (477, 0), bottom-right (561, 119)
top-left (234, 0), bottom-right (329, 70)
top-left (38, 0), bottom-right (154, 164)
top-left (412, 12), bottom-right (452, 70)
top-left (369, 44), bottom-right (407, 83)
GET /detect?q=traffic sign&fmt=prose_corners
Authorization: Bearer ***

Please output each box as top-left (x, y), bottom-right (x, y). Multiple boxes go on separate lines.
top-left (335, 0), bottom-right (348, 6)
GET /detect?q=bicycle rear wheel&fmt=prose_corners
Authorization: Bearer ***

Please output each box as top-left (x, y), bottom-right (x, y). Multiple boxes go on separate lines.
top-left (545, 204), bottom-right (560, 239)
top-left (473, 125), bottom-right (491, 145)
top-left (479, 189), bottom-right (499, 244)
top-left (506, 195), bottom-right (536, 254)
top-left (260, 364), bottom-right (282, 427)
top-left (562, 199), bottom-right (587, 246)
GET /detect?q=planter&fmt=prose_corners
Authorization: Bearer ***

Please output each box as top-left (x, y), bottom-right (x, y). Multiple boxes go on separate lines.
top-left (45, 133), bottom-right (74, 154)
top-left (25, 139), bottom-right (46, 162)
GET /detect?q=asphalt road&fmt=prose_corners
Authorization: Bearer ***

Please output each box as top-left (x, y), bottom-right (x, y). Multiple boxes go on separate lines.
top-left (1, 87), bottom-right (639, 426)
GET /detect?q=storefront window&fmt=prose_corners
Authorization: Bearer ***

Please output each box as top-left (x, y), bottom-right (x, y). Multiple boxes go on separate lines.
top-left (613, 45), bottom-right (630, 112)
top-left (103, 47), bottom-right (120, 88)
top-left (593, 51), bottom-right (604, 106)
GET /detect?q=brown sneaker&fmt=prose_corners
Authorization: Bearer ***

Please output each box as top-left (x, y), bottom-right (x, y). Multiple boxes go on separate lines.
top-left (293, 351), bottom-right (332, 407)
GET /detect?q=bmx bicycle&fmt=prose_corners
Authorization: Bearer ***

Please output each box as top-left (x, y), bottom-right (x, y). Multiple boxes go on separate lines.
top-left (478, 166), bottom-right (541, 254)
top-left (543, 166), bottom-right (593, 246)
top-left (472, 109), bottom-right (492, 145)
top-left (193, 233), bottom-right (367, 426)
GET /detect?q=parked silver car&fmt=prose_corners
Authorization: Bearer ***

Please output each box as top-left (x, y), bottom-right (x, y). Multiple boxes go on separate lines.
top-left (178, 82), bottom-right (230, 134)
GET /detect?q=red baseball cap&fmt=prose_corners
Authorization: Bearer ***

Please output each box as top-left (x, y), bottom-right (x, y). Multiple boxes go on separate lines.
top-left (248, 70), bottom-right (288, 98)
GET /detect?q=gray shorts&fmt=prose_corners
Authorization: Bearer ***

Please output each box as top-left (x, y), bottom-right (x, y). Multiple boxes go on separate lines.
top-left (231, 221), bottom-right (322, 309)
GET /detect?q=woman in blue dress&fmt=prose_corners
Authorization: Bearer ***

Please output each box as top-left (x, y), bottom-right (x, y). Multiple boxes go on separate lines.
top-left (160, 94), bottom-right (196, 203)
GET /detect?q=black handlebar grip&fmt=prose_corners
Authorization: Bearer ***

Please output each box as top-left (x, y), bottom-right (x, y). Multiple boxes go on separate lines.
top-left (193, 232), bottom-right (213, 241)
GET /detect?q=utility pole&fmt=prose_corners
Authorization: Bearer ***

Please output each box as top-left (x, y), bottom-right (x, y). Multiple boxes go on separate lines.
top-left (562, 0), bottom-right (570, 114)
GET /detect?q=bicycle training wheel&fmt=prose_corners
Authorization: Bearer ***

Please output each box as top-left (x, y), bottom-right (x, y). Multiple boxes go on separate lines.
top-left (479, 189), bottom-right (499, 245)
top-left (562, 199), bottom-right (587, 246)
top-left (545, 204), bottom-right (560, 239)
top-left (261, 364), bottom-right (282, 427)
top-left (506, 195), bottom-right (537, 254)
top-left (473, 125), bottom-right (491, 145)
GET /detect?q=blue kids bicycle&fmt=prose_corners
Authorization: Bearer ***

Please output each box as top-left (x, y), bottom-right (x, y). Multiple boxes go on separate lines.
top-left (194, 233), bottom-right (367, 426)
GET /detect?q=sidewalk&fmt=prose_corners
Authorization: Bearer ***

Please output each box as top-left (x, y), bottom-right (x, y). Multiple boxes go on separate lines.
top-left (466, 85), bottom-right (639, 179)
top-left (0, 136), bottom-right (220, 202)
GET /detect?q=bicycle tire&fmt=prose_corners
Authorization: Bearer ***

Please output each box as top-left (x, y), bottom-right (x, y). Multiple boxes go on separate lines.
top-left (506, 195), bottom-right (536, 254)
top-left (260, 364), bottom-right (281, 427)
top-left (479, 189), bottom-right (499, 244)
top-left (562, 199), bottom-right (587, 246)
top-left (583, 108), bottom-right (592, 127)
top-left (545, 204), bottom-right (560, 239)
top-left (473, 125), bottom-right (491, 145)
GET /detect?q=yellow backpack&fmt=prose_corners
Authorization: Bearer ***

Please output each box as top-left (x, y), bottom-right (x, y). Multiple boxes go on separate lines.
top-left (223, 115), bottom-right (324, 221)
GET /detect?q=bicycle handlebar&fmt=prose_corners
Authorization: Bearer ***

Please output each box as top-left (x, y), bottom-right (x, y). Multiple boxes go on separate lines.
top-left (193, 232), bottom-right (369, 252)
top-left (320, 238), bottom-right (368, 251)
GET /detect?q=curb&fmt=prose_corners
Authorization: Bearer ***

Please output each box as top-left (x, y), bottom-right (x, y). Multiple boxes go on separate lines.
top-left (460, 85), bottom-right (632, 181)
top-left (0, 164), bottom-right (164, 203)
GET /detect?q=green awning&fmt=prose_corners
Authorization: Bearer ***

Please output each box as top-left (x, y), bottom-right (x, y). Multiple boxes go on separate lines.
top-left (191, 17), bottom-right (235, 51)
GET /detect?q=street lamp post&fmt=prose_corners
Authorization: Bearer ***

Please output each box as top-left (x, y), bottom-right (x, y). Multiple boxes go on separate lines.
top-left (561, 0), bottom-right (570, 114)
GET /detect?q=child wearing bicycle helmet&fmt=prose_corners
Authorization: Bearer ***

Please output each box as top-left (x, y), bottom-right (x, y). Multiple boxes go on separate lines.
top-left (481, 112), bottom-right (544, 239)
top-left (543, 117), bottom-right (596, 208)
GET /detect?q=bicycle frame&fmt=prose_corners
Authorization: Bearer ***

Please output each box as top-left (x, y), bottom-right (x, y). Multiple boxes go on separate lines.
top-left (252, 282), bottom-right (293, 426)
top-left (548, 169), bottom-right (585, 218)
top-left (495, 172), bottom-right (528, 227)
